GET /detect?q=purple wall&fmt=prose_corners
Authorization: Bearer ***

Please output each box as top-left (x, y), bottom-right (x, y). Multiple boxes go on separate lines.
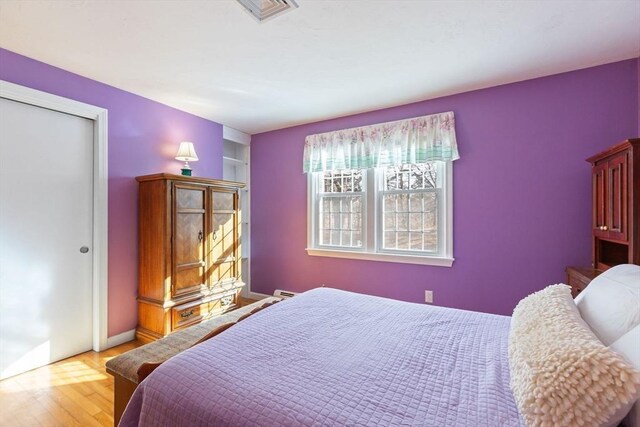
top-left (0, 48), bottom-right (223, 336)
top-left (250, 59), bottom-right (640, 316)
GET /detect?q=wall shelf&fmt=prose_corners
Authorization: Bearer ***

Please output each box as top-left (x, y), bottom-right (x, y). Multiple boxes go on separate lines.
top-left (222, 130), bottom-right (251, 300)
top-left (223, 156), bottom-right (246, 166)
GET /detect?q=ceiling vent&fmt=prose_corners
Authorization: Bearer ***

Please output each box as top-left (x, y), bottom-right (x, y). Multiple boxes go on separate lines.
top-left (236, 0), bottom-right (298, 22)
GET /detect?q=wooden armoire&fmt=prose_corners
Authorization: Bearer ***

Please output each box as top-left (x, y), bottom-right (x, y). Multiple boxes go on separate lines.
top-left (566, 138), bottom-right (639, 296)
top-left (135, 173), bottom-right (245, 343)
top-left (587, 138), bottom-right (639, 269)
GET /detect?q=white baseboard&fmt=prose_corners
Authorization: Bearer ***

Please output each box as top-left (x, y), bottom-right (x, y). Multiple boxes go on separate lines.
top-left (105, 329), bottom-right (136, 349)
top-left (247, 291), bottom-right (271, 300)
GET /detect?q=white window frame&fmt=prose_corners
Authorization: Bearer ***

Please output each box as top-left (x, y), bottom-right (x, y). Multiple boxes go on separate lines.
top-left (307, 162), bottom-right (454, 267)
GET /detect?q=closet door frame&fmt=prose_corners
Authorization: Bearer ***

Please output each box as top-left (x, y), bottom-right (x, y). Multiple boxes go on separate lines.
top-left (0, 80), bottom-right (109, 351)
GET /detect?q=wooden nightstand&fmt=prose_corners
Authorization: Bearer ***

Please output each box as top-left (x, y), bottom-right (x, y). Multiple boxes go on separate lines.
top-left (565, 266), bottom-right (601, 297)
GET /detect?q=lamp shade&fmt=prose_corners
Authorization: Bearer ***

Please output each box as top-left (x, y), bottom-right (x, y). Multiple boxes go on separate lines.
top-left (175, 142), bottom-right (199, 162)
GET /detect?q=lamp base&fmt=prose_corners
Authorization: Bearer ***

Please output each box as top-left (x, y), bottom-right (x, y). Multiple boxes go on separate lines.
top-left (180, 168), bottom-right (192, 176)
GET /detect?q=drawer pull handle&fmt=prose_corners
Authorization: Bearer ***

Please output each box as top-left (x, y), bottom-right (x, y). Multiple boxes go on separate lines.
top-left (213, 231), bottom-right (218, 241)
top-left (180, 309), bottom-right (194, 318)
top-left (198, 231), bottom-right (203, 241)
top-left (221, 296), bottom-right (233, 306)
top-left (602, 226), bottom-right (608, 231)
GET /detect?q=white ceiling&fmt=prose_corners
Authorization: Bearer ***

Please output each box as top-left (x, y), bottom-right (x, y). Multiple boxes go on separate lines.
top-left (0, 1), bottom-right (638, 135)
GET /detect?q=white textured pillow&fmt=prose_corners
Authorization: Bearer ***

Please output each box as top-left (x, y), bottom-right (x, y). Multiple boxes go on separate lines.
top-left (611, 325), bottom-right (640, 427)
top-left (509, 284), bottom-right (640, 427)
top-left (575, 264), bottom-right (640, 346)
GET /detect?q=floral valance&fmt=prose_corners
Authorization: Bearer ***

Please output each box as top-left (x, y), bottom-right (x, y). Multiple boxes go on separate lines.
top-left (303, 111), bottom-right (459, 173)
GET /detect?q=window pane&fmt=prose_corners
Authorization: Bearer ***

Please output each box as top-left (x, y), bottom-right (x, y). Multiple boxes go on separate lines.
top-left (384, 163), bottom-right (438, 190)
top-left (319, 173), bottom-right (364, 247)
top-left (332, 177), bottom-right (341, 192)
top-left (331, 198), bottom-right (340, 212)
top-left (383, 195), bottom-right (395, 212)
top-left (352, 196), bottom-right (362, 212)
top-left (343, 176), bottom-right (352, 192)
top-left (385, 170), bottom-right (398, 190)
top-left (384, 214), bottom-right (395, 231)
top-left (322, 170), bottom-right (363, 193)
top-left (341, 231), bottom-right (352, 246)
top-left (410, 233), bottom-right (423, 250)
top-left (420, 164), bottom-right (439, 189)
top-left (424, 192), bottom-right (437, 213)
top-left (384, 231), bottom-right (396, 248)
top-left (317, 187), bottom-right (364, 249)
top-left (330, 212), bottom-right (339, 229)
top-left (353, 173), bottom-right (363, 192)
top-left (380, 164), bottom-right (441, 254)
top-left (396, 232), bottom-right (410, 250)
top-left (409, 193), bottom-right (422, 212)
top-left (398, 194), bottom-right (409, 212)
top-left (352, 213), bottom-right (361, 230)
top-left (341, 213), bottom-right (350, 230)
top-left (322, 213), bottom-right (331, 228)
top-left (353, 231), bottom-right (363, 247)
top-left (423, 194), bottom-right (437, 230)
top-left (409, 171), bottom-right (419, 190)
top-left (397, 213), bottom-right (408, 231)
top-left (424, 231), bottom-right (437, 252)
top-left (409, 213), bottom-right (422, 231)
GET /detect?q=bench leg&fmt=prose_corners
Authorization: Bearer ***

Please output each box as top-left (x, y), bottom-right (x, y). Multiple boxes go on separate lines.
top-left (113, 374), bottom-right (138, 426)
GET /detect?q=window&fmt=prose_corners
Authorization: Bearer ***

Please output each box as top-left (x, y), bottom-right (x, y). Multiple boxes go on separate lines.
top-left (303, 111), bottom-right (458, 265)
top-left (308, 161), bottom-right (453, 266)
top-left (317, 170), bottom-right (364, 249)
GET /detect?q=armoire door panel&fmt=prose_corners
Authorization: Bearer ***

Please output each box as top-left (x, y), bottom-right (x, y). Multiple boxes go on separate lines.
top-left (177, 187), bottom-right (205, 209)
top-left (210, 188), bottom-right (239, 286)
top-left (607, 155), bottom-right (627, 241)
top-left (175, 213), bottom-right (205, 265)
top-left (211, 260), bottom-right (236, 283)
top-left (223, 225), bottom-right (235, 255)
top-left (174, 265), bottom-right (206, 296)
top-left (211, 213), bottom-right (235, 261)
top-left (592, 163), bottom-right (607, 237)
top-left (173, 185), bottom-right (207, 297)
top-left (212, 191), bottom-right (235, 211)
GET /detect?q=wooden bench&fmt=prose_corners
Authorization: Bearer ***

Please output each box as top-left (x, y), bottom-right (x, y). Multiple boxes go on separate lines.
top-left (106, 297), bottom-right (282, 425)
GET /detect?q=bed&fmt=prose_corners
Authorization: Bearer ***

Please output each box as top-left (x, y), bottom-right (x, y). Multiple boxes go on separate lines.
top-left (120, 287), bottom-right (523, 426)
top-left (119, 265), bottom-right (640, 427)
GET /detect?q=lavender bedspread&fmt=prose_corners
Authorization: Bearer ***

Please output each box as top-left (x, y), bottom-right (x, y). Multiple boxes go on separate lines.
top-left (120, 288), bottom-right (523, 426)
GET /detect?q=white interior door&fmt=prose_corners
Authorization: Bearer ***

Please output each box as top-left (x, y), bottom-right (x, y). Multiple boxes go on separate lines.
top-left (0, 97), bottom-right (94, 380)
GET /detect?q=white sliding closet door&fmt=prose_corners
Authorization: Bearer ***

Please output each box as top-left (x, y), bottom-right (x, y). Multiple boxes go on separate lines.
top-left (0, 97), bottom-right (94, 379)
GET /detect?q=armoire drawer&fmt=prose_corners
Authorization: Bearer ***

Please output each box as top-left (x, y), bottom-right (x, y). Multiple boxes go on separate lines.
top-left (171, 293), bottom-right (237, 331)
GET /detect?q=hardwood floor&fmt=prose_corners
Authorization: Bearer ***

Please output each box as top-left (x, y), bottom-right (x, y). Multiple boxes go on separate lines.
top-left (238, 296), bottom-right (259, 307)
top-left (0, 341), bottom-right (142, 427)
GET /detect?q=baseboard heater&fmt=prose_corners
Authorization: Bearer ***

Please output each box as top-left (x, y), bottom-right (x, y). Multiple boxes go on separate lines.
top-left (273, 289), bottom-right (298, 299)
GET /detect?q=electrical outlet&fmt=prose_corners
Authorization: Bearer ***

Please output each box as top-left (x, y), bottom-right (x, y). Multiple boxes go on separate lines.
top-left (424, 290), bottom-right (433, 304)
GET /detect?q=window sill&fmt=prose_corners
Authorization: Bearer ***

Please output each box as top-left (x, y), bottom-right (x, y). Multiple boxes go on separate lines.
top-left (306, 248), bottom-right (454, 267)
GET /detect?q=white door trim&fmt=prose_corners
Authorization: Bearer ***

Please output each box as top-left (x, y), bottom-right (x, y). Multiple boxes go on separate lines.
top-left (0, 80), bottom-right (109, 351)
